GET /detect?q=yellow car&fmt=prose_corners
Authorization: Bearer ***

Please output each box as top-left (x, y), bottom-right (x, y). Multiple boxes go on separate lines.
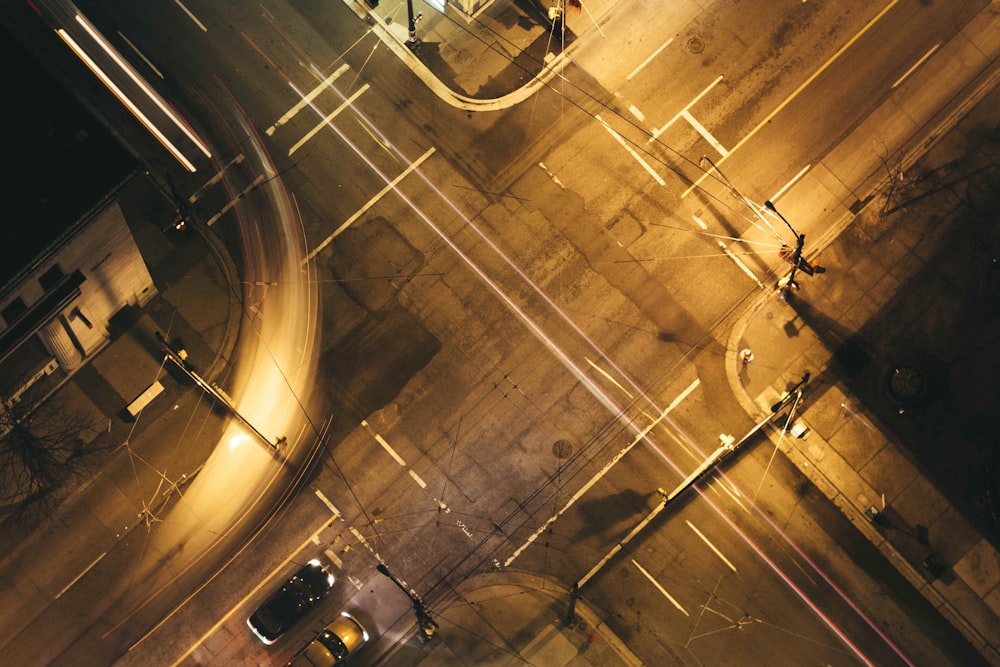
top-left (285, 612), bottom-right (369, 666)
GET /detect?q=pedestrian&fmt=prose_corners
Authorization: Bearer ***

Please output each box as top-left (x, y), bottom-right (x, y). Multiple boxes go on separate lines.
top-left (740, 348), bottom-right (755, 366)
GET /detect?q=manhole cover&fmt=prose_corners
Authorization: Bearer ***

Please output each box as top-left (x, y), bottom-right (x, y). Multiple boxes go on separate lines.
top-left (687, 36), bottom-right (705, 54)
top-left (888, 366), bottom-right (924, 399)
top-left (552, 439), bottom-right (573, 458)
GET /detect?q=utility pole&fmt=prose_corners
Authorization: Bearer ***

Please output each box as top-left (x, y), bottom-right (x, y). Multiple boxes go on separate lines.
top-left (765, 200), bottom-right (822, 294)
top-left (406, 0), bottom-right (422, 45)
top-left (376, 563), bottom-right (439, 641)
top-left (565, 372), bottom-right (811, 619)
top-left (155, 332), bottom-right (284, 452)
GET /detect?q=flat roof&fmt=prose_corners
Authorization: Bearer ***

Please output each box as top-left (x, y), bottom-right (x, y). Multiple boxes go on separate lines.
top-left (0, 25), bottom-right (136, 287)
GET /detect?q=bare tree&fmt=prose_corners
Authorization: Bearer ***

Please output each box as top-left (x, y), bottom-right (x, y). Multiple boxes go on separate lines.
top-left (0, 381), bottom-right (104, 524)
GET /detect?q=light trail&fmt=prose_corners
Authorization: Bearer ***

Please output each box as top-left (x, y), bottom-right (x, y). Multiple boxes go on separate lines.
top-left (55, 28), bottom-right (198, 172)
top-left (73, 12), bottom-right (211, 158)
top-left (239, 34), bottom-right (913, 661)
top-left (697, 487), bottom-right (879, 667)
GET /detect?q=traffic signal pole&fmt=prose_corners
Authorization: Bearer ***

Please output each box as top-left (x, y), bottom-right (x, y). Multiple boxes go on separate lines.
top-left (566, 374), bottom-right (811, 621)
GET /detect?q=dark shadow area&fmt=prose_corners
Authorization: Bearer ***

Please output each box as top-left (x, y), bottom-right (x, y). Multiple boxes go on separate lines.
top-left (322, 305), bottom-right (441, 437)
top-left (785, 118), bottom-right (1000, 542)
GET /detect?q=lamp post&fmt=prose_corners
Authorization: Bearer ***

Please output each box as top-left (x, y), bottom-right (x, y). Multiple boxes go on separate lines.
top-left (406, 0), bottom-right (422, 44)
top-left (376, 563), bottom-right (438, 640)
top-left (764, 200), bottom-right (810, 294)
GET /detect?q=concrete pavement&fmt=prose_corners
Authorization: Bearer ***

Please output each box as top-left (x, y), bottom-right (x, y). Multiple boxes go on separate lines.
top-left (727, 81), bottom-right (1000, 665)
top-left (346, 0), bottom-right (1000, 664)
top-left (2, 0), bottom-right (998, 664)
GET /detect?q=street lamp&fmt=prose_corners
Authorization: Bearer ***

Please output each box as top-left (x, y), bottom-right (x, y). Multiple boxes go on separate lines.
top-left (406, 0), bottom-right (423, 45)
top-left (376, 563), bottom-right (439, 640)
top-left (764, 200), bottom-right (810, 294)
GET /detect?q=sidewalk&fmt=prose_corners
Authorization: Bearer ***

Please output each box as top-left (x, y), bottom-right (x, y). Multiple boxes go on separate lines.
top-left (371, 572), bottom-right (641, 667)
top-left (0, 172), bottom-right (242, 644)
top-left (344, 0), bottom-right (1000, 664)
top-left (727, 82), bottom-right (1000, 664)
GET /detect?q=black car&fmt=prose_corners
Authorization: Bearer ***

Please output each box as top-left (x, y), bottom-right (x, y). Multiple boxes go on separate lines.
top-left (248, 559), bottom-right (335, 645)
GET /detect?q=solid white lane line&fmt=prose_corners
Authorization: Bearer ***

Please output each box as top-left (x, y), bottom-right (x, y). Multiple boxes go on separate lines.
top-left (596, 114), bottom-right (665, 186)
top-left (649, 75), bottom-right (724, 142)
top-left (892, 42), bottom-right (940, 89)
top-left (717, 240), bottom-right (764, 288)
top-left (189, 154), bottom-right (245, 203)
top-left (505, 378), bottom-right (700, 566)
top-left (168, 514), bottom-right (338, 666)
top-left (205, 174), bottom-right (264, 225)
top-left (303, 147), bottom-right (435, 264)
top-left (55, 551), bottom-right (107, 599)
top-left (173, 0), bottom-right (207, 31)
top-left (267, 64), bottom-right (350, 136)
top-left (117, 31), bottom-right (163, 78)
top-left (769, 164), bottom-right (811, 203)
top-left (360, 419), bottom-right (406, 466)
top-left (627, 37), bottom-right (674, 81)
top-left (632, 559), bottom-right (689, 615)
top-left (409, 469), bottom-right (427, 488)
top-left (538, 162), bottom-right (566, 189)
top-left (682, 110), bottom-right (728, 157)
top-left (313, 488), bottom-right (342, 516)
top-left (288, 83), bottom-right (370, 156)
top-left (682, 0), bottom-right (901, 197)
top-left (687, 520), bottom-right (737, 572)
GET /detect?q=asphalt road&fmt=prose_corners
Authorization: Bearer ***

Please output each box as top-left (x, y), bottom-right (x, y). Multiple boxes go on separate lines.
top-left (0, 0), bottom-right (992, 665)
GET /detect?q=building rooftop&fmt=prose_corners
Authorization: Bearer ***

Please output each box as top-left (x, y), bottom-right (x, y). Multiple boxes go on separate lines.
top-left (0, 25), bottom-right (135, 288)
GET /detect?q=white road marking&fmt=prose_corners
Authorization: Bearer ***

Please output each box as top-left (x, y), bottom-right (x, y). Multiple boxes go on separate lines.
top-left (455, 519), bottom-right (474, 540)
top-left (266, 64), bottom-right (350, 136)
top-left (628, 104), bottom-right (646, 123)
top-left (288, 83), bottom-right (370, 156)
top-left (627, 37), bottom-right (674, 81)
top-left (505, 378), bottom-right (700, 566)
top-left (303, 147), bottom-right (435, 264)
top-left (632, 559), bottom-right (689, 615)
top-left (168, 513), bottom-right (338, 666)
top-left (117, 31), bottom-right (163, 78)
top-left (892, 43), bottom-right (940, 89)
top-left (173, 0), bottom-right (207, 31)
top-left (360, 419), bottom-right (406, 466)
top-left (682, 109), bottom-right (728, 157)
top-left (538, 161), bottom-right (566, 189)
top-left (205, 174), bottom-right (264, 225)
top-left (692, 214), bottom-right (708, 230)
top-left (55, 551), bottom-right (107, 599)
top-left (189, 154), bottom-right (245, 203)
top-left (313, 488), bottom-right (342, 517)
top-left (434, 498), bottom-right (452, 513)
top-left (649, 75), bottom-right (724, 142)
top-left (682, 0), bottom-right (901, 197)
top-left (687, 520), bottom-right (737, 572)
top-left (349, 526), bottom-right (370, 548)
top-left (769, 164), bottom-right (811, 203)
top-left (409, 469), bottom-right (427, 488)
top-left (718, 240), bottom-right (764, 288)
top-left (596, 114), bottom-right (665, 186)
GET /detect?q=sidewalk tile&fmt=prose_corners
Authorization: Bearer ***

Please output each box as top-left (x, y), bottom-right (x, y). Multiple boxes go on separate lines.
top-left (953, 538), bottom-right (1000, 599)
top-left (858, 445), bottom-right (919, 503)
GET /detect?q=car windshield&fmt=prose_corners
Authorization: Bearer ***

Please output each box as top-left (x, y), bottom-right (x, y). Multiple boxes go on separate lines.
top-left (316, 629), bottom-right (349, 660)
